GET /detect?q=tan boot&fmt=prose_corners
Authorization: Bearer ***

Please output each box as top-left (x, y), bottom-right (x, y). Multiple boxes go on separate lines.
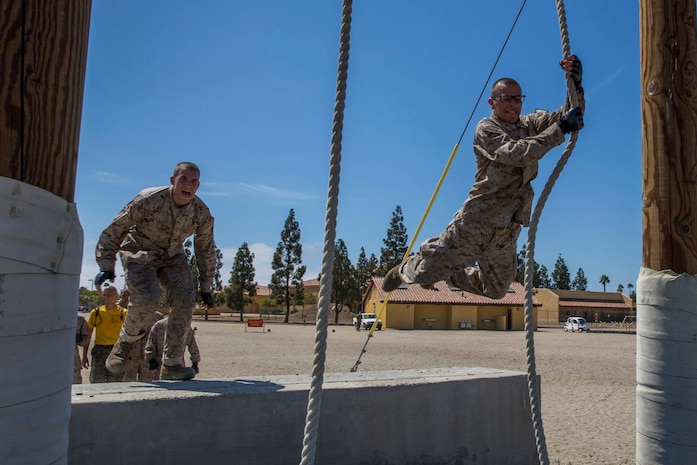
top-left (381, 265), bottom-right (403, 292)
top-left (105, 339), bottom-right (133, 375)
top-left (161, 364), bottom-right (196, 381)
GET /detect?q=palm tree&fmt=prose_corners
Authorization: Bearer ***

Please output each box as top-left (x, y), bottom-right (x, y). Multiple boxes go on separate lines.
top-left (599, 274), bottom-right (610, 292)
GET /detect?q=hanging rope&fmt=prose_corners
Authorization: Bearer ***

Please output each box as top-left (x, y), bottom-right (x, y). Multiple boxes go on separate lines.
top-left (301, 0), bottom-right (578, 463)
top-left (298, 2), bottom-right (352, 465)
top-left (523, 1), bottom-right (579, 464)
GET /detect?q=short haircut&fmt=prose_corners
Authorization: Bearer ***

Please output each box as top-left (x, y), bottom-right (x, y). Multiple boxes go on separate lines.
top-left (491, 78), bottom-right (520, 96)
top-left (173, 162), bottom-right (200, 177)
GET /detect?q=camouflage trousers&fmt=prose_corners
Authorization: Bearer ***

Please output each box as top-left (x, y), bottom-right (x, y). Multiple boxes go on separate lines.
top-left (89, 344), bottom-right (123, 383)
top-left (119, 252), bottom-right (195, 367)
top-left (73, 349), bottom-right (83, 384)
top-left (399, 209), bottom-right (520, 299)
top-left (123, 337), bottom-right (155, 381)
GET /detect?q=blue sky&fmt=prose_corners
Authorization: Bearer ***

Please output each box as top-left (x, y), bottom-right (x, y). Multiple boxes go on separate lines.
top-left (76, 1), bottom-right (641, 294)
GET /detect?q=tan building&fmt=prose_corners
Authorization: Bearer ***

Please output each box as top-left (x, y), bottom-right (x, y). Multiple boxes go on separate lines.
top-left (533, 289), bottom-right (634, 324)
top-left (363, 278), bottom-right (541, 330)
top-left (243, 279), bottom-right (321, 313)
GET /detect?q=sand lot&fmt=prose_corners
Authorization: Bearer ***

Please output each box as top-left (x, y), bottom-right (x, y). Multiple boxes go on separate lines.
top-left (197, 319), bottom-right (636, 465)
top-left (80, 318), bottom-right (636, 465)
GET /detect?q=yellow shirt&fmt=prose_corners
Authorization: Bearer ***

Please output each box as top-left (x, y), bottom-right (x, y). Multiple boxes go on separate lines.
top-left (87, 305), bottom-right (126, 345)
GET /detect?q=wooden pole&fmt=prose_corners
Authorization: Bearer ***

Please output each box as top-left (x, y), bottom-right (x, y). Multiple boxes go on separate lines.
top-left (0, 0), bottom-right (91, 201)
top-left (641, 0), bottom-right (697, 274)
top-left (0, 2), bottom-right (91, 463)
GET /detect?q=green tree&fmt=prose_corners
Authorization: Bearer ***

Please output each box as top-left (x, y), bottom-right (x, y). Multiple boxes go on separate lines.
top-left (379, 205), bottom-right (408, 275)
top-left (516, 245), bottom-right (544, 286)
top-left (269, 209), bottom-right (307, 323)
top-left (599, 274), bottom-right (611, 292)
top-left (331, 239), bottom-right (359, 324)
top-left (78, 287), bottom-right (102, 309)
top-left (228, 242), bottom-right (257, 321)
top-left (571, 267), bottom-right (588, 291)
top-left (627, 283), bottom-right (635, 302)
top-left (617, 283), bottom-right (624, 294)
top-left (213, 247), bottom-right (224, 292)
top-left (355, 247), bottom-right (379, 301)
top-left (551, 254), bottom-right (571, 290)
top-left (536, 264), bottom-right (552, 288)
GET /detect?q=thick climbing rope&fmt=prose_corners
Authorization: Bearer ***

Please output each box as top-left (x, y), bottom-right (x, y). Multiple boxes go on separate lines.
top-left (298, 1), bottom-right (352, 464)
top-left (523, 1), bottom-right (579, 464)
top-left (300, 0), bottom-right (577, 463)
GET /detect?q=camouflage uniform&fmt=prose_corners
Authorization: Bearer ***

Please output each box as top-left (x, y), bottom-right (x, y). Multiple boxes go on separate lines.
top-left (122, 311), bottom-right (165, 382)
top-left (73, 315), bottom-right (90, 384)
top-left (144, 316), bottom-right (201, 380)
top-left (96, 186), bottom-right (216, 368)
top-left (400, 94), bottom-right (585, 299)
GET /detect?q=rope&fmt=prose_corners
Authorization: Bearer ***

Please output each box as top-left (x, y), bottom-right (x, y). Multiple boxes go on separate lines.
top-left (523, 1), bottom-right (579, 464)
top-left (298, 1), bottom-right (352, 464)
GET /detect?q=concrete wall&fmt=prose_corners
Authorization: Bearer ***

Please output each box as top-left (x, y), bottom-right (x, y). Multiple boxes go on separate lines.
top-left (69, 367), bottom-right (537, 465)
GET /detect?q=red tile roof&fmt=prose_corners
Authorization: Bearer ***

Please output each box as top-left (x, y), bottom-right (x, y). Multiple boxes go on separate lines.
top-left (370, 278), bottom-right (540, 306)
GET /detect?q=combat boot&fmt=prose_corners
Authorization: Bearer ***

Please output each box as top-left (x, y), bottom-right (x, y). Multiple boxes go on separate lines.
top-left (105, 339), bottom-right (133, 375)
top-left (381, 265), bottom-right (403, 292)
top-left (161, 364), bottom-right (196, 381)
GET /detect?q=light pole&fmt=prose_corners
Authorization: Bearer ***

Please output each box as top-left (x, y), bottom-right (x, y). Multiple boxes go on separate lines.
top-left (88, 279), bottom-right (93, 291)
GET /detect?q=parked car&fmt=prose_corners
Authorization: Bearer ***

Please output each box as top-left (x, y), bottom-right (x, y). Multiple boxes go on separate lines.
top-left (353, 313), bottom-right (382, 330)
top-left (564, 316), bottom-right (590, 332)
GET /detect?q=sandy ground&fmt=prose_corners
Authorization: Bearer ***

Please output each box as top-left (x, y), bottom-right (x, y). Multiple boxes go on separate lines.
top-left (80, 317), bottom-right (636, 465)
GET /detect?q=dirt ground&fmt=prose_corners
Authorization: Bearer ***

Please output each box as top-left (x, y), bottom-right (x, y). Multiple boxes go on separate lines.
top-left (80, 315), bottom-right (636, 465)
top-left (197, 317), bottom-right (636, 465)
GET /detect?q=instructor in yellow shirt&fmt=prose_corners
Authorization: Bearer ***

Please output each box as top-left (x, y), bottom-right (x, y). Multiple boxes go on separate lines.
top-left (83, 285), bottom-right (127, 383)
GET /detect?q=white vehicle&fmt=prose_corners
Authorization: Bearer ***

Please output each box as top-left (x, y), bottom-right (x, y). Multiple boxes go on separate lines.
top-left (564, 316), bottom-right (590, 333)
top-left (353, 313), bottom-right (382, 330)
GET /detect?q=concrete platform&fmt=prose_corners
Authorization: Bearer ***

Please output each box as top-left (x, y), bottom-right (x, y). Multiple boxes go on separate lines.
top-left (70, 367), bottom-right (538, 465)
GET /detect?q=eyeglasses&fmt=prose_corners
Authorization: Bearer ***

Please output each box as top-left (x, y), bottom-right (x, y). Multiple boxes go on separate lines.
top-left (493, 94), bottom-right (525, 103)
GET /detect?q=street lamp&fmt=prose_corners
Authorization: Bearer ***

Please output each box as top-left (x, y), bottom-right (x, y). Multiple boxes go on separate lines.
top-left (88, 279), bottom-right (94, 291)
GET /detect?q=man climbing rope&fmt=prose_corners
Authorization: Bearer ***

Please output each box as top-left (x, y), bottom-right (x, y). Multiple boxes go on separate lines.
top-left (383, 56), bottom-right (585, 298)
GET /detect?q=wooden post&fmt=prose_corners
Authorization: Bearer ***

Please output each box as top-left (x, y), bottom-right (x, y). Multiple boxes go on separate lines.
top-left (0, 0), bottom-right (91, 201)
top-left (0, 2), bottom-right (91, 464)
top-left (641, 0), bottom-right (697, 273)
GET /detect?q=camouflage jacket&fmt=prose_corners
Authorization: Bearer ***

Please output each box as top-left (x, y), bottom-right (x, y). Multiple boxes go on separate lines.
top-left (96, 186), bottom-right (216, 292)
top-left (144, 317), bottom-right (200, 364)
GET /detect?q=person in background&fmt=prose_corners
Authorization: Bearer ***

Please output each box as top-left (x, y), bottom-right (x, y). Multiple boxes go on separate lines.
top-left (74, 311), bottom-right (91, 384)
top-left (83, 285), bottom-right (126, 383)
top-left (94, 161), bottom-right (216, 381)
top-left (145, 314), bottom-right (200, 380)
top-left (383, 56), bottom-right (585, 298)
top-left (121, 288), bottom-right (165, 382)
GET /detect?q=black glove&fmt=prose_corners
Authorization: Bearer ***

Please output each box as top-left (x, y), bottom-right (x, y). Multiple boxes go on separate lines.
top-left (95, 270), bottom-right (116, 286)
top-left (192, 362), bottom-right (199, 374)
top-left (148, 359), bottom-right (160, 371)
top-left (570, 57), bottom-right (582, 91)
top-left (558, 107), bottom-right (584, 134)
top-left (200, 292), bottom-right (215, 308)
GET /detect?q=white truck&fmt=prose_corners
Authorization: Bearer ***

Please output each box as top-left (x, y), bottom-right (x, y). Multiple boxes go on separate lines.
top-left (353, 312), bottom-right (382, 330)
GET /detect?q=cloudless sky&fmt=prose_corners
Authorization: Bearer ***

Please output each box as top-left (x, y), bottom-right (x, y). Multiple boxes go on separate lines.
top-left (76, 1), bottom-right (641, 294)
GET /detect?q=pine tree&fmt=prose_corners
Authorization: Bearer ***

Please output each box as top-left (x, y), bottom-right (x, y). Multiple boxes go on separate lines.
top-left (379, 205), bottom-right (408, 274)
top-left (213, 247), bottom-right (224, 292)
top-left (228, 242), bottom-right (256, 321)
top-left (331, 239), bottom-right (358, 324)
top-left (355, 247), bottom-right (379, 299)
top-left (551, 254), bottom-right (571, 290)
top-left (270, 209), bottom-right (306, 323)
top-left (536, 264), bottom-right (552, 288)
top-left (571, 267), bottom-right (588, 291)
